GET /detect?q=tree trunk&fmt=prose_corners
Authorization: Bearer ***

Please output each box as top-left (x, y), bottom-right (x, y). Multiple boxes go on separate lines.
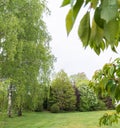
top-left (8, 84), bottom-right (12, 117)
top-left (17, 107), bottom-right (22, 116)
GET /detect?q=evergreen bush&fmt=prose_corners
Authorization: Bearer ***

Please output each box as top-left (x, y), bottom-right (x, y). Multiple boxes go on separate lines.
top-left (50, 103), bottom-right (60, 113)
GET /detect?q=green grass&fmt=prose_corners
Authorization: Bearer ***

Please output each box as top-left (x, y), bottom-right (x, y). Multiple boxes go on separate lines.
top-left (0, 111), bottom-right (120, 128)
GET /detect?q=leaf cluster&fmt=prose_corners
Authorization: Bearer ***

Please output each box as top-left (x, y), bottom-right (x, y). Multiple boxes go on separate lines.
top-left (99, 112), bottom-right (120, 126)
top-left (90, 57), bottom-right (120, 125)
top-left (61, 0), bottom-right (120, 54)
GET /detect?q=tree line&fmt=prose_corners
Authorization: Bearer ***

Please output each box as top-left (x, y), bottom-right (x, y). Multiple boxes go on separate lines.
top-left (0, 69), bottom-right (115, 116)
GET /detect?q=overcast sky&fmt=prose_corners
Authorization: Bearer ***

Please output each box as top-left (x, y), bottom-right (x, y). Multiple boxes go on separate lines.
top-left (45, 0), bottom-right (120, 79)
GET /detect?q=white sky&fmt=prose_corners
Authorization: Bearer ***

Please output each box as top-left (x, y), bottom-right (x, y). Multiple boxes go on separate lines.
top-left (45, 0), bottom-right (120, 79)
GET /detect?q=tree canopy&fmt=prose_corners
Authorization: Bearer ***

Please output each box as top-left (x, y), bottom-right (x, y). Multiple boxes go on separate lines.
top-left (0, 0), bottom-right (54, 117)
top-left (61, 0), bottom-right (120, 55)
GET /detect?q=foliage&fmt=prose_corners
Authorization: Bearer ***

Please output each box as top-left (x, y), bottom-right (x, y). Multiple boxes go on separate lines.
top-left (96, 100), bottom-right (107, 110)
top-left (0, 81), bottom-right (8, 110)
top-left (78, 84), bottom-right (99, 111)
top-left (70, 72), bottom-right (106, 111)
top-left (70, 72), bottom-right (89, 87)
top-left (49, 70), bottom-right (76, 111)
top-left (61, 0), bottom-right (120, 54)
top-left (99, 95), bottom-right (115, 110)
top-left (90, 58), bottom-right (120, 106)
top-left (50, 103), bottom-right (60, 113)
top-left (0, 0), bottom-right (54, 116)
top-left (90, 57), bottom-right (120, 125)
top-left (99, 112), bottom-right (120, 126)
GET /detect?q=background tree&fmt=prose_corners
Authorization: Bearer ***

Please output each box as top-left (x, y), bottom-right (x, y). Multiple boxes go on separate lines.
top-left (70, 72), bottom-right (89, 86)
top-left (61, 0), bottom-right (120, 54)
top-left (49, 70), bottom-right (76, 112)
top-left (0, 0), bottom-right (54, 117)
top-left (70, 72), bottom-right (106, 111)
top-left (70, 72), bottom-right (89, 110)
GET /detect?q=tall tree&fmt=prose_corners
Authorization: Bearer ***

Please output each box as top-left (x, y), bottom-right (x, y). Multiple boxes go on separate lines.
top-left (0, 0), bottom-right (54, 117)
top-left (61, 0), bottom-right (120, 54)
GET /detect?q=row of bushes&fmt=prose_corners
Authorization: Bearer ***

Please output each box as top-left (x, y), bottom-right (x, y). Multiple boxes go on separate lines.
top-left (0, 70), bottom-right (113, 114)
top-left (47, 71), bottom-right (114, 113)
top-left (49, 84), bottom-right (107, 113)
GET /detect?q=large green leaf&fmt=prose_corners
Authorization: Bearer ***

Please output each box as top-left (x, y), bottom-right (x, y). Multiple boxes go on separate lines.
top-left (94, 7), bottom-right (105, 29)
top-left (78, 12), bottom-right (90, 47)
top-left (66, 9), bottom-right (74, 35)
top-left (115, 85), bottom-right (120, 100)
top-left (109, 65), bottom-right (115, 77)
top-left (105, 79), bottom-right (116, 96)
top-left (89, 19), bottom-right (104, 54)
top-left (66, 0), bottom-right (84, 35)
top-left (73, 0), bottom-right (84, 19)
top-left (101, 0), bottom-right (118, 22)
top-left (104, 19), bottom-right (119, 45)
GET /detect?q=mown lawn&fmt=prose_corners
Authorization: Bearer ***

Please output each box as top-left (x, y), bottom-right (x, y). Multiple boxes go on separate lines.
top-left (0, 111), bottom-right (120, 128)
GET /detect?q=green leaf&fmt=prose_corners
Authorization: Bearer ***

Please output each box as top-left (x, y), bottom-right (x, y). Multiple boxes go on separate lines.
top-left (104, 19), bottom-right (119, 45)
top-left (94, 7), bottom-right (105, 28)
top-left (66, 0), bottom-right (84, 35)
top-left (78, 12), bottom-right (90, 47)
top-left (116, 104), bottom-right (120, 113)
top-left (116, 68), bottom-right (120, 77)
top-left (115, 85), bottom-right (120, 100)
top-left (100, 41), bottom-right (105, 51)
top-left (101, 0), bottom-right (118, 22)
top-left (91, 0), bottom-right (99, 9)
top-left (109, 65), bottom-right (115, 76)
top-left (61, 0), bottom-right (70, 7)
top-left (73, 0), bottom-right (84, 19)
top-left (111, 46), bottom-right (118, 53)
top-left (89, 19), bottom-right (104, 54)
top-left (66, 9), bottom-right (74, 35)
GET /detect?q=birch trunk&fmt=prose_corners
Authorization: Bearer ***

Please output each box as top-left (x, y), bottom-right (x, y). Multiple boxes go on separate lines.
top-left (8, 84), bottom-right (12, 117)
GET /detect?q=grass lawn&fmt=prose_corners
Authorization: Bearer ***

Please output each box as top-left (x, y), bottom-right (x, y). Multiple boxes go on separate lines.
top-left (0, 110), bottom-right (120, 128)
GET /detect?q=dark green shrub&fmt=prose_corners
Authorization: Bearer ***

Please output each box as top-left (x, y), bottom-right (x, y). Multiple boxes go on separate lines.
top-left (95, 100), bottom-right (107, 110)
top-left (34, 104), bottom-right (43, 112)
top-left (50, 103), bottom-right (60, 113)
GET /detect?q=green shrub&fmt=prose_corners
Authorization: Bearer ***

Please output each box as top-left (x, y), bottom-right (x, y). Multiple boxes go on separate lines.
top-left (50, 103), bottom-right (60, 113)
top-left (78, 85), bottom-right (99, 111)
top-left (95, 100), bottom-right (107, 110)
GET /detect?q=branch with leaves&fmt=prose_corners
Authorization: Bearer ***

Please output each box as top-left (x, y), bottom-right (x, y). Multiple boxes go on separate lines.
top-left (61, 0), bottom-right (120, 54)
top-left (90, 58), bottom-right (120, 125)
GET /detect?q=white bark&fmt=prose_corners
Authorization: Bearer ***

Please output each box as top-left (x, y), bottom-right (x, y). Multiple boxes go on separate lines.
top-left (8, 84), bottom-right (12, 117)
